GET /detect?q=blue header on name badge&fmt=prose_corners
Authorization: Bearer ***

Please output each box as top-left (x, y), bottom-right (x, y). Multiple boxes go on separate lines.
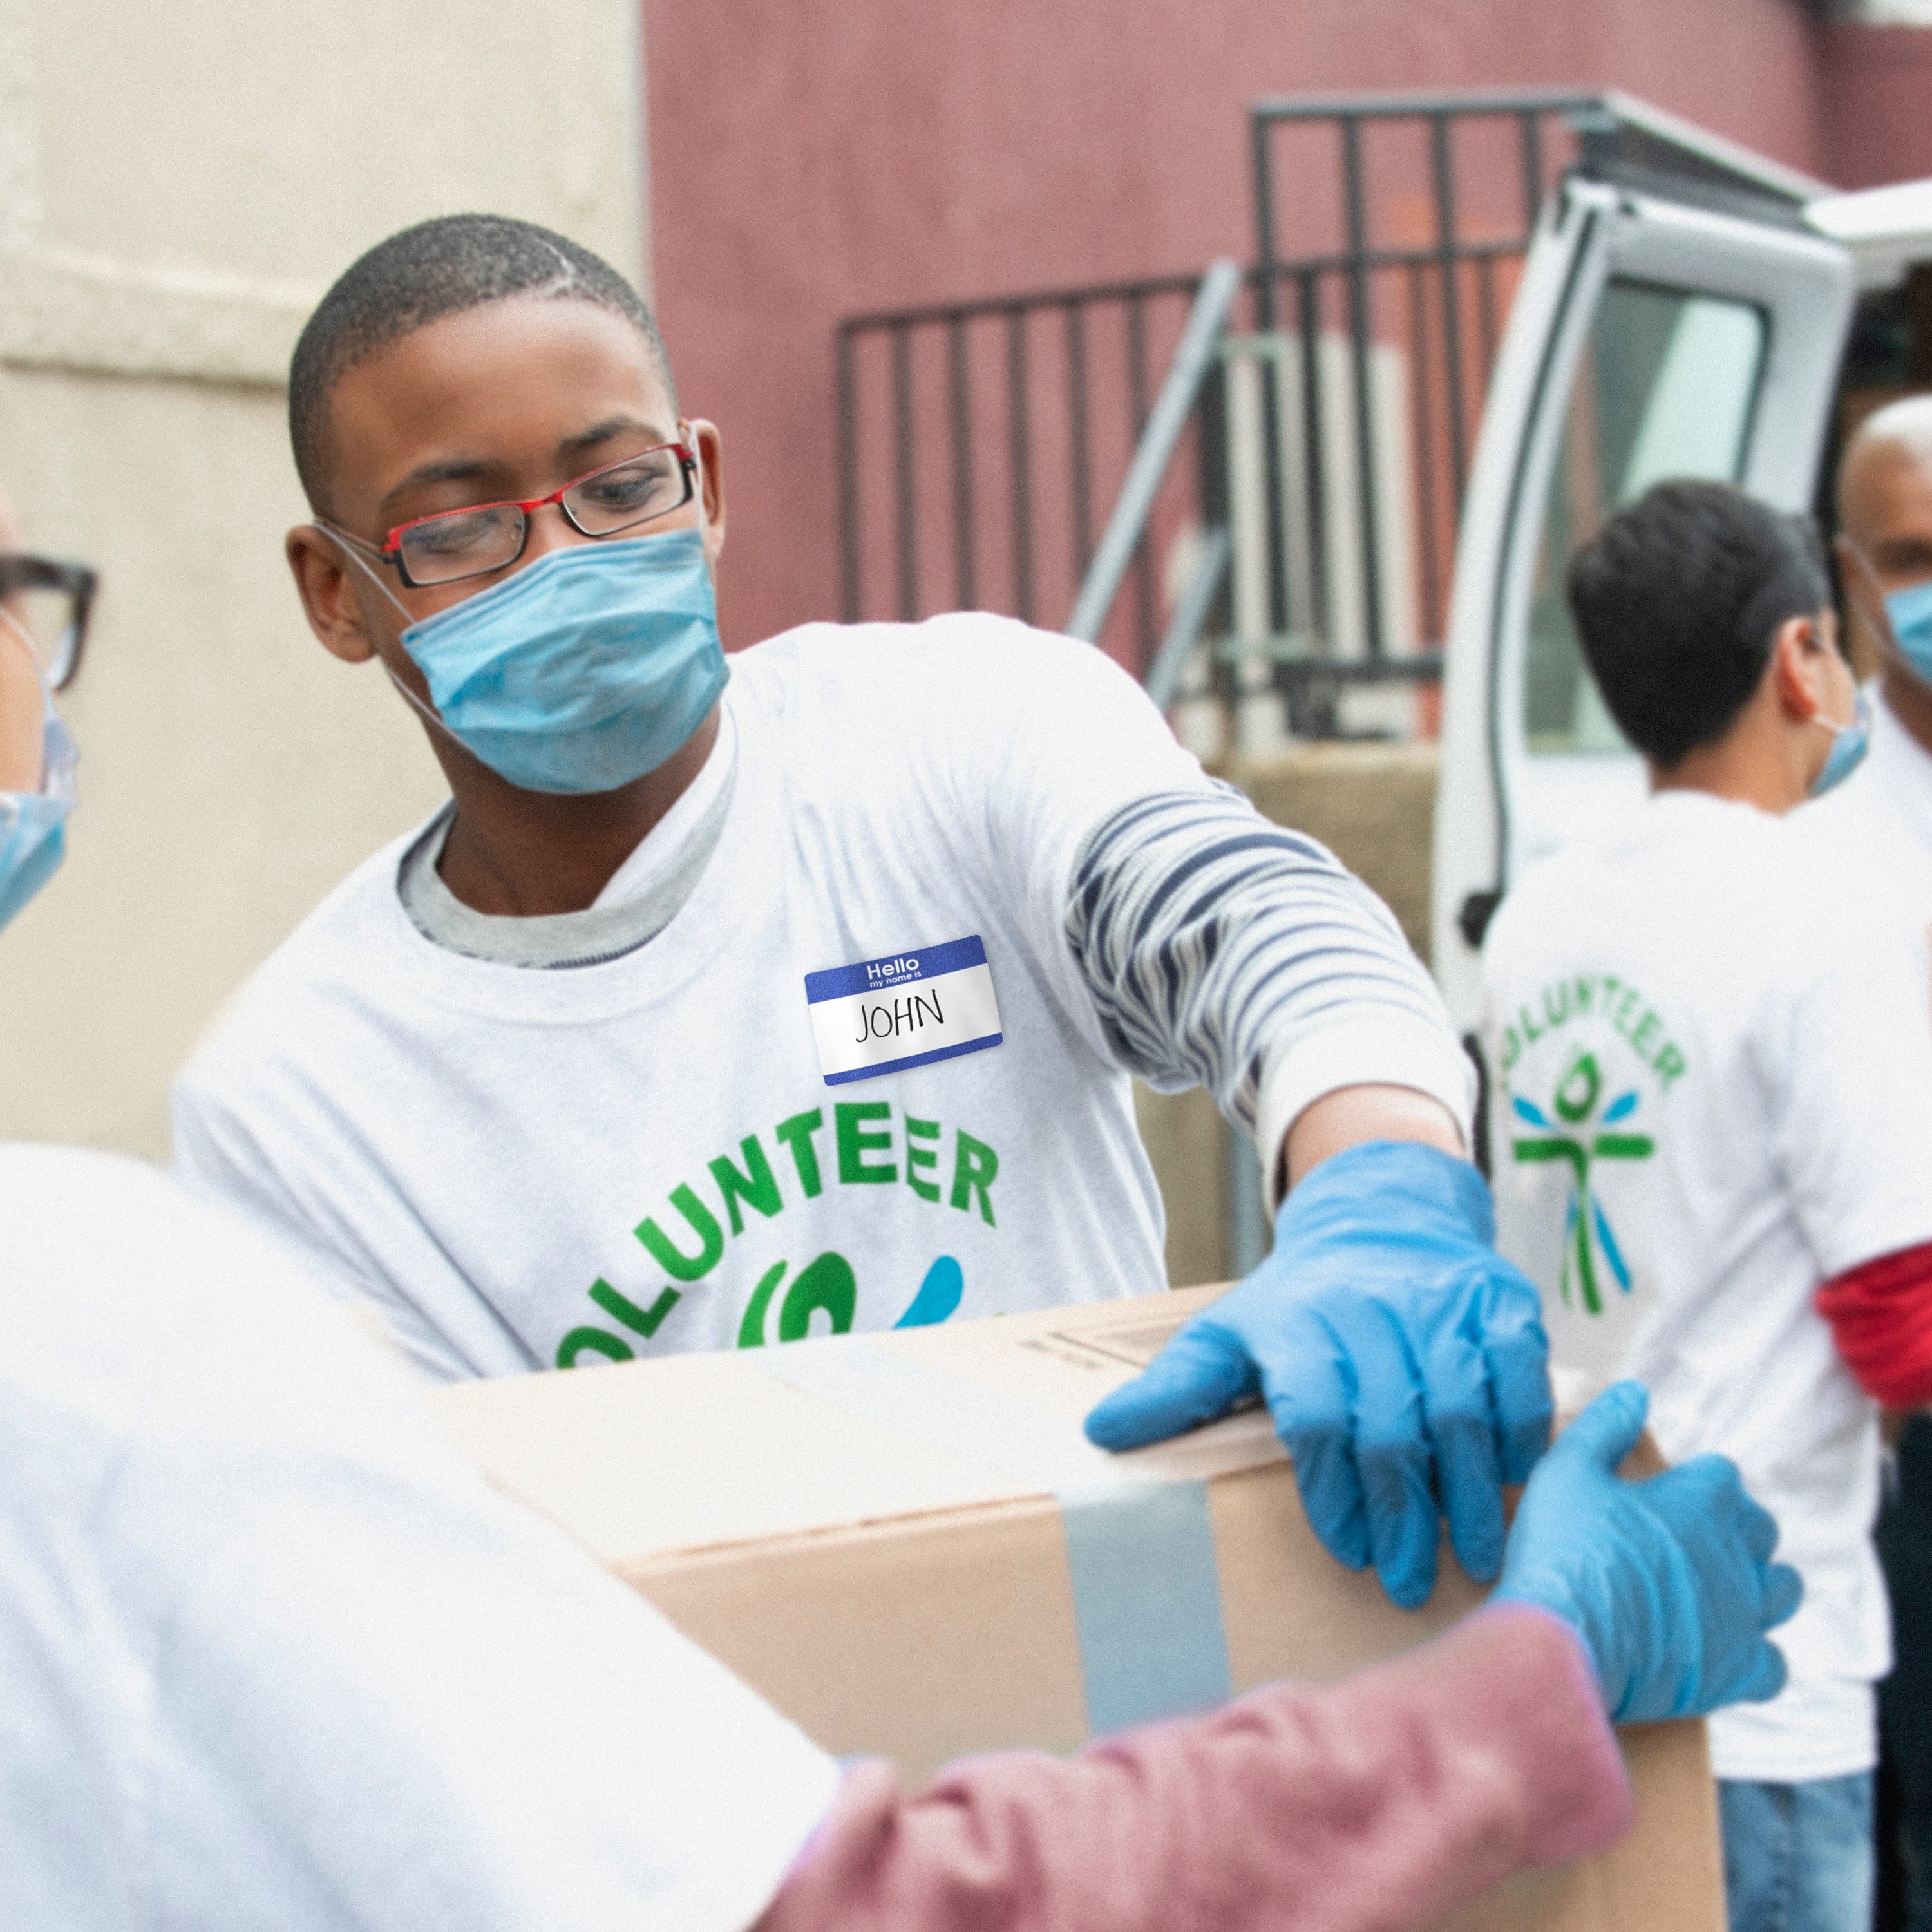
top-left (804, 933), bottom-right (987, 1005)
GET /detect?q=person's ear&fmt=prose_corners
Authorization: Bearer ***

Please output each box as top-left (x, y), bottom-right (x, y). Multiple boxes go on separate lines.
top-left (685, 419), bottom-right (726, 571)
top-left (286, 526), bottom-right (379, 665)
top-left (1768, 612), bottom-right (1829, 722)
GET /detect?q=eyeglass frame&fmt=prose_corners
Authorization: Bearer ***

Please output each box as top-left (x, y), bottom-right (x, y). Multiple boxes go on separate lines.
top-left (0, 553), bottom-right (99, 691)
top-left (328, 440), bottom-right (701, 589)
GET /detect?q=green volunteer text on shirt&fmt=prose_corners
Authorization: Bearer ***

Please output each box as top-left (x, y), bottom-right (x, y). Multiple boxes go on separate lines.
top-left (556, 1097), bottom-right (1001, 1367)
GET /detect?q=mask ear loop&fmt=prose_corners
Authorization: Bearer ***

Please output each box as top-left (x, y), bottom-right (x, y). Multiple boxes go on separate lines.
top-left (1776, 612), bottom-right (1848, 735)
top-left (321, 527), bottom-right (477, 758)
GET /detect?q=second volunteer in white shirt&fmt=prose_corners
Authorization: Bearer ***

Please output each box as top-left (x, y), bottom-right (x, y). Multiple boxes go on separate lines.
top-left (171, 214), bottom-right (1544, 1612)
top-left (1481, 480), bottom-right (1932, 1932)
top-left (1809, 393), bottom-right (1932, 1932)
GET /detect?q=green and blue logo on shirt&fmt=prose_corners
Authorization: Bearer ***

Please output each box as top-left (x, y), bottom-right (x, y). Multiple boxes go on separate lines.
top-left (1510, 1051), bottom-right (1653, 1316)
top-left (1501, 970), bottom-right (1688, 1318)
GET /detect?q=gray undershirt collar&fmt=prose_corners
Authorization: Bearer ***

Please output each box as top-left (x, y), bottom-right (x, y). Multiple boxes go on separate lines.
top-left (395, 742), bottom-right (737, 971)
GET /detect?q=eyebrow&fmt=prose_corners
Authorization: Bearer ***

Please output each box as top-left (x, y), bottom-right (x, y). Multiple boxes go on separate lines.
top-left (380, 455), bottom-right (502, 521)
top-left (559, 413), bottom-right (673, 457)
top-left (377, 416), bottom-right (677, 522)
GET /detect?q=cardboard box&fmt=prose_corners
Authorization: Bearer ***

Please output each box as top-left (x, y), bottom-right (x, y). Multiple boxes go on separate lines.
top-left (435, 1286), bottom-right (1721, 1931)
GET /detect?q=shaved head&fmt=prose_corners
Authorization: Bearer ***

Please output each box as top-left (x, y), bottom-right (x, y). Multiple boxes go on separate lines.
top-left (1839, 394), bottom-right (1932, 549)
top-left (289, 215), bottom-right (675, 518)
top-left (1844, 393), bottom-right (1932, 463)
top-left (1835, 392), bottom-right (1932, 715)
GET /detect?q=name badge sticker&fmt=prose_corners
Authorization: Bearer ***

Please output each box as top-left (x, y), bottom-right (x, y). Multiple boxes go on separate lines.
top-left (804, 935), bottom-right (1003, 1086)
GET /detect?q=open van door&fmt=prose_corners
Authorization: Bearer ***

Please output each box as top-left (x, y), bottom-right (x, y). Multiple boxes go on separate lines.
top-left (1432, 170), bottom-right (1856, 1094)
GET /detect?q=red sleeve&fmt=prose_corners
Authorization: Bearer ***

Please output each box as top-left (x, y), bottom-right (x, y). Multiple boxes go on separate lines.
top-left (1815, 1238), bottom-right (1932, 1409)
top-left (755, 1602), bottom-right (1631, 1932)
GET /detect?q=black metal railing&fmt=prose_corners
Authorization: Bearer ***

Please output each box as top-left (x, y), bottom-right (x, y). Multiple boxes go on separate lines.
top-left (836, 268), bottom-right (1217, 671)
top-left (1245, 90), bottom-right (1596, 668)
top-left (833, 91), bottom-right (1620, 718)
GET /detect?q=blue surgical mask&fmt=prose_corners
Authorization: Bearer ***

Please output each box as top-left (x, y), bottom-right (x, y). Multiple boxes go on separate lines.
top-left (1886, 579), bottom-right (1932, 684)
top-left (1810, 685), bottom-right (1872, 798)
top-left (343, 528), bottom-right (726, 796)
top-left (0, 705), bottom-right (75, 934)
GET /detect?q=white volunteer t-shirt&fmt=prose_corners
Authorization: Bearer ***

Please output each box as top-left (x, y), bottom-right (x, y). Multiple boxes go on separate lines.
top-left (0, 1145), bottom-right (837, 1932)
top-left (594, 699), bottom-right (737, 907)
top-left (1805, 685), bottom-right (1932, 918)
top-left (173, 616), bottom-right (1212, 1381)
top-left (1481, 790), bottom-right (1932, 1783)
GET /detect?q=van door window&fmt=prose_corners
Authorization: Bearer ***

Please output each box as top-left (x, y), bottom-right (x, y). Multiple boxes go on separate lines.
top-left (1523, 282), bottom-right (1768, 754)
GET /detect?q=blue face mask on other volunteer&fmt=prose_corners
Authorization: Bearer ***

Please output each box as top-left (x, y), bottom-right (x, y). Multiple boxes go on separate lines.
top-left (1810, 683), bottom-right (1871, 798)
top-left (1733, 533), bottom-right (1867, 799)
top-left (1880, 576), bottom-right (1932, 686)
top-left (0, 611), bottom-right (76, 934)
top-left (341, 527), bottom-right (726, 797)
top-left (1841, 539), bottom-right (1932, 689)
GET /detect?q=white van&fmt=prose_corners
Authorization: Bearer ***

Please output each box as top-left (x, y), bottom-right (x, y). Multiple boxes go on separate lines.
top-left (1430, 126), bottom-right (1932, 1153)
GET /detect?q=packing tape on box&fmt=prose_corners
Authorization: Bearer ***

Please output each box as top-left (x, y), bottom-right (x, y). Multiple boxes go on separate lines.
top-left (756, 1340), bottom-right (1233, 1736)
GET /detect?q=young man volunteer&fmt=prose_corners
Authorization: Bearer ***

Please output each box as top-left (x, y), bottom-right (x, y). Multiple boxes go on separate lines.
top-left (1812, 394), bottom-right (1932, 1932)
top-left (173, 213), bottom-right (1542, 1611)
top-left (0, 489), bottom-right (1804, 1927)
top-left (1482, 480), bottom-right (1932, 1932)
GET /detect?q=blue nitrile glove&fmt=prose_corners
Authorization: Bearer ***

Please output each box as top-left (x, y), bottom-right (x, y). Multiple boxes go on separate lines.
top-left (1494, 1381), bottom-right (1800, 1721)
top-left (1086, 1140), bottom-right (1550, 1609)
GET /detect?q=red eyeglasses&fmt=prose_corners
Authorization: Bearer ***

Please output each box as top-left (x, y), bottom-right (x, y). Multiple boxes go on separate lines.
top-left (337, 442), bottom-right (699, 588)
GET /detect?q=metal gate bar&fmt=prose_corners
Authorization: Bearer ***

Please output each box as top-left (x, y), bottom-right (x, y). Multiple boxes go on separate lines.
top-left (1246, 90), bottom-right (1595, 667)
top-left (833, 90), bottom-right (1615, 711)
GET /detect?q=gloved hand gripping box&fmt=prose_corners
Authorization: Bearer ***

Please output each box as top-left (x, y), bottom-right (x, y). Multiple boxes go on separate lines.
top-left (434, 1285), bottom-right (1721, 1932)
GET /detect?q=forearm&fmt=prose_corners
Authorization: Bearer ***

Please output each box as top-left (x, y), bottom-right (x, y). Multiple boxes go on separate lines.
top-left (757, 1603), bottom-right (1631, 1932)
top-left (1282, 1082), bottom-right (1464, 1195)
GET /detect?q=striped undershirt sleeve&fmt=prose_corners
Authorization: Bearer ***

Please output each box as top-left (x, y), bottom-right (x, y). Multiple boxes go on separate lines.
top-left (1065, 787), bottom-right (1473, 1201)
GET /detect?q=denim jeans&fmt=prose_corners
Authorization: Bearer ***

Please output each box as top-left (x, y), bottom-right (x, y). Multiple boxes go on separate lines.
top-left (1880, 1416), bottom-right (1932, 1932)
top-left (1719, 1774), bottom-right (1874, 1932)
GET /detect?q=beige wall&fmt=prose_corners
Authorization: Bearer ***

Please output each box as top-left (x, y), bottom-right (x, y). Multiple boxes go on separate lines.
top-left (0, 0), bottom-right (646, 1153)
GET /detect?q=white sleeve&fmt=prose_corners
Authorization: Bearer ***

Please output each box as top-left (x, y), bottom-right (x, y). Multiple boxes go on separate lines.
top-left (117, 1198), bottom-right (838, 1931)
top-left (911, 615), bottom-right (1216, 955)
top-left (1770, 890), bottom-right (1932, 1276)
top-left (169, 1056), bottom-right (480, 1384)
top-left (908, 619), bottom-right (1470, 1195)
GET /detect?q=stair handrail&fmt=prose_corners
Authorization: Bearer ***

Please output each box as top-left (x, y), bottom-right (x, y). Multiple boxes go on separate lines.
top-left (1065, 256), bottom-right (1244, 645)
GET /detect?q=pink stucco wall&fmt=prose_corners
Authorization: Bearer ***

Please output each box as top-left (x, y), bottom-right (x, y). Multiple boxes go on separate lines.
top-left (1819, 24), bottom-right (1932, 191)
top-left (644, 0), bottom-right (1836, 650)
